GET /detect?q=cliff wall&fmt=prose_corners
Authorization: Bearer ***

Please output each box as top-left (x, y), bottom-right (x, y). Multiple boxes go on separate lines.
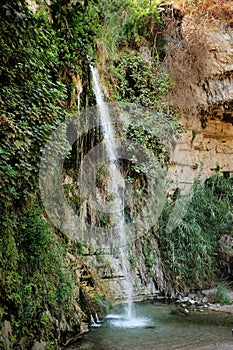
top-left (165, 4), bottom-right (233, 192)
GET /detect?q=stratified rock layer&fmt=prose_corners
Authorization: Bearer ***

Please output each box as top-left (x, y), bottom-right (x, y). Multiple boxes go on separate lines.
top-left (165, 8), bottom-right (233, 192)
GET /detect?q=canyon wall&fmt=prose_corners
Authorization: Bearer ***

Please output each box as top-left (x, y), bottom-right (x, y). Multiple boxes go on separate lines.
top-left (165, 5), bottom-right (233, 193)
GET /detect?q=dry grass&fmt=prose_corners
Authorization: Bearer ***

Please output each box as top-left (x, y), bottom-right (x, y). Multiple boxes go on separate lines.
top-left (169, 0), bottom-right (233, 21)
top-left (164, 12), bottom-right (212, 113)
top-left (163, 0), bottom-right (233, 114)
top-left (165, 14), bottom-right (210, 81)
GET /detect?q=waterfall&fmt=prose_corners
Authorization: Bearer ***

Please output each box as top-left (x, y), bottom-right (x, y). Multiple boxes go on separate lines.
top-left (91, 66), bottom-right (133, 318)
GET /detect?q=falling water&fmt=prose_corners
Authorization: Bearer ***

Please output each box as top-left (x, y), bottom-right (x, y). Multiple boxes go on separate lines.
top-left (91, 66), bottom-right (133, 318)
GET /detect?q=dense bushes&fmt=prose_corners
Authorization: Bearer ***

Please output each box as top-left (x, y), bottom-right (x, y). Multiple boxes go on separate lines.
top-left (158, 175), bottom-right (233, 293)
top-left (0, 0), bottom-right (100, 210)
top-left (116, 0), bottom-right (162, 48)
top-left (0, 0), bottom-right (101, 346)
top-left (0, 1), bottom-right (65, 208)
top-left (0, 207), bottom-right (77, 346)
top-left (109, 52), bottom-right (172, 106)
top-left (97, 0), bottom-right (165, 61)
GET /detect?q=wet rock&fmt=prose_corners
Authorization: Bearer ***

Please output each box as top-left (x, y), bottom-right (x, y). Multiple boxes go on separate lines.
top-left (170, 306), bottom-right (190, 316)
top-left (202, 296), bottom-right (209, 304)
top-left (182, 297), bottom-right (190, 302)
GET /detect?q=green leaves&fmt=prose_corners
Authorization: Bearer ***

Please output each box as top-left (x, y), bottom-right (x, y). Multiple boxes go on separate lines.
top-left (98, 0), bottom-right (164, 59)
top-left (0, 0), bottom-right (102, 345)
top-left (109, 51), bottom-right (173, 106)
top-left (121, 0), bottom-right (163, 46)
top-left (0, 1), bottom-right (70, 208)
top-left (50, 0), bottom-right (100, 65)
top-left (0, 207), bottom-right (77, 340)
top-left (158, 175), bottom-right (233, 292)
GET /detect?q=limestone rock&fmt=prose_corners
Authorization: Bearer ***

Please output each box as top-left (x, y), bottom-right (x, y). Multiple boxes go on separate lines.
top-left (32, 341), bottom-right (49, 350)
top-left (165, 9), bottom-right (233, 192)
top-left (0, 320), bottom-right (12, 350)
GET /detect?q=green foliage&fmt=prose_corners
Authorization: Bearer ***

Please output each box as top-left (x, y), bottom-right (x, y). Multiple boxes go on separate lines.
top-left (207, 282), bottom-right (233, 305)
top-left (0, 0), bottom-right (100, 210)
top-left (0, 0), bottom-right (101, 344)
top-left (96, 164), bottom-right (109, 183)
top-left (98, 0), bottom-right (165, 60)
top-left (110, 51), bottom-right (173, 106)
top-left (50, 0), bottom-right (100, 65)
top-left (0, 1), bottom-right (67, 208)
top-left (106, 51), bottom-right (181, 176)
top-left (0, 206), bottom-right (77, 342)
top-left (143, 233), bottom-right (156, 275)
top-left (158, 175), bottom-right (233, 292)
top-left (63, 183), bottom-right (85, 213)
top-left (129, 255), bottom-right (137, 268)
top-left (72, 240), bottom-right (85, 256)
top-left (49, 0), bottom-right (100, 107)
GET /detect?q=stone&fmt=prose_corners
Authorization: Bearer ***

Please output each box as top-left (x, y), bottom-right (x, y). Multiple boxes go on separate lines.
top-left (202, 296), bottom-right (209, 304)
top-left (32, 341), bottom-right (49, 350)
top-left (165, 9), bottom-right (233, 192)
top-left (0, 320), bottom-right (12, 350)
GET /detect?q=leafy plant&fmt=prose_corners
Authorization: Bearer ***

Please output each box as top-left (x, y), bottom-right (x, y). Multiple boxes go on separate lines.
top-left (0, 0), bottom-right (101, 346)
top-left (0, 206), bottom-right (79, 344)
top-left (109, 51), bottom-right (173, 106)
top-left (129, 255), bottom-right (137, 268)
top-left (207, 282), bottom-right (232, 305)
top-left (98, 0), bottom-right (165, 62)
top-left (158, 175), bottom-right (233, 292)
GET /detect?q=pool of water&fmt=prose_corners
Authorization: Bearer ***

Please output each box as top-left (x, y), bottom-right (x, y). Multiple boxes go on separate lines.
top-left (66, 301), bottom-right (233, 350)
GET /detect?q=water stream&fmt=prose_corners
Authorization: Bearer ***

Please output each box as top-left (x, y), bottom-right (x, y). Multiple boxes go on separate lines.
top-left (91, 66), bottom-right (133, 318)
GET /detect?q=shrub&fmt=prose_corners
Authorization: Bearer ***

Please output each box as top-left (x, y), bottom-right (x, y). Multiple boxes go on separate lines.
top-left (0, 206), bottom-right (77, 343)
top-left (158, 175), bottom-right (233, 292)
top-left (97, 0), bottom-right (165, 63)
top-left (207, 282), bottom-right (232, 305)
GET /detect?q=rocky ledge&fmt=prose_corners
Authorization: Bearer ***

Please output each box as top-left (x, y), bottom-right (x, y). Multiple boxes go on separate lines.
top-left (171, 286), bottom-right (233, 316)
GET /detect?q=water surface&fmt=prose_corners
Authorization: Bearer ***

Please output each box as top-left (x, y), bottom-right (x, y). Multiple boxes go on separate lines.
top-left (66, 301), bottom-right (233, 350)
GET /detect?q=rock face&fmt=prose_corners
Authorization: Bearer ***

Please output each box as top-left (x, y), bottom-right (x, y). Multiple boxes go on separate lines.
top-left (164, 6), bottom-right (233, 192)
top-left (168, 116), bottom-right (233, 193)
top-left (81, 234), bottom-right (165, 304)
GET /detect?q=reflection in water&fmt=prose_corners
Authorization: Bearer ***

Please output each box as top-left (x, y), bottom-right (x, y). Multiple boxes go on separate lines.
top-left (66, 302), bottom-right (233, 350)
